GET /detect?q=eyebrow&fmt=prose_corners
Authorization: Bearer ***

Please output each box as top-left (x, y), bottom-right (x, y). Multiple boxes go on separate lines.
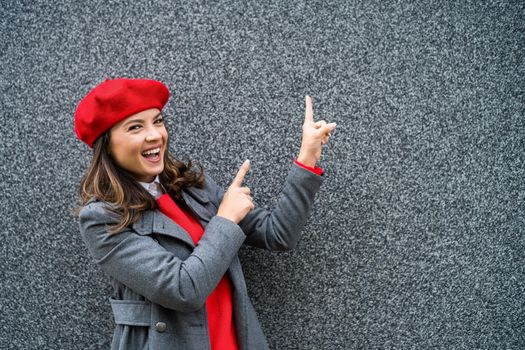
top-left (123, 112), bottom-right (163, 127)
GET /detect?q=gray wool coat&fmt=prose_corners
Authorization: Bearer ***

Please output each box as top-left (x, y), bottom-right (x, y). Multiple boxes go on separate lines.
top-left (78, 162), bottom-right (324, 350)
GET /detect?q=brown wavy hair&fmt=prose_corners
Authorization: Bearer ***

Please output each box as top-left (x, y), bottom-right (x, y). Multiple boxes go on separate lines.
top-left (72, 126), bottom-right (206, 235)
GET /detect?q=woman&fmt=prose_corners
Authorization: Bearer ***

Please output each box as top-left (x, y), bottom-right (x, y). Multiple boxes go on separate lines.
top-left (74, 77), bottom-right (336, 350)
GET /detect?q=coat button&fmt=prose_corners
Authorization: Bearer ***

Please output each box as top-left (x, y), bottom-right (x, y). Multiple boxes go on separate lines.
top-left (155, 322), bottom-right (167, 332)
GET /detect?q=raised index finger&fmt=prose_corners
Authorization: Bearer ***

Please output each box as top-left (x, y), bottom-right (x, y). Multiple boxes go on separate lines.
top-left (231, 159), bottom-right (250, 188)
top-left (304, 95), bottom-right (314, 124)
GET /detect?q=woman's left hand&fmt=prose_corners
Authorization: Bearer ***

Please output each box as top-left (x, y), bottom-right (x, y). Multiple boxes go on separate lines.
top-left (297, 95), bottom-right (337, 167)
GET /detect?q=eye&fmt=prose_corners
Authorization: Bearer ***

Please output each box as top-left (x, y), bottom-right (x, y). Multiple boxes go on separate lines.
top-left (155, 117), bottom-right (164, 124)
top-left (128, 125), bottom-right (141, 131)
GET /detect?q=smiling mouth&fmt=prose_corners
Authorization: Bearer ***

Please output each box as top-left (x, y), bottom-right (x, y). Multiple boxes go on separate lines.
top-left (141, 147), bottom-right (161, 162)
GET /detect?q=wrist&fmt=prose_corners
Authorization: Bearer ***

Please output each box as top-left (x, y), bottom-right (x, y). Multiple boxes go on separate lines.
top-left (297, 152), bottom-right (317, 167)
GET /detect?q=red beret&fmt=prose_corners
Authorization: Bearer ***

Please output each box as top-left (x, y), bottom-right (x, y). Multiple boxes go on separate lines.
top-left (74, 78), bottom-right (170, 148)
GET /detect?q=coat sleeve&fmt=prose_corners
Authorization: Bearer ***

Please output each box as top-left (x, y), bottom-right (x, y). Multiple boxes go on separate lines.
top-left (207, 161), bottom-right (324, 251)
top-left (78, 202), bottom-right (246, 312)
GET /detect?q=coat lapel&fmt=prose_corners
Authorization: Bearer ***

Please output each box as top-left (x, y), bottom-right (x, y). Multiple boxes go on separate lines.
top-left (181, 186), bottom-right (214, 227)
top-left (132, 210), bottom-right (195, 247)
top-left (132, 186), bottom-right (215, 247)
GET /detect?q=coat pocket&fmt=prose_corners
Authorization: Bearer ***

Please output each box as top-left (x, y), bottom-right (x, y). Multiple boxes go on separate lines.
top-left (109, 297), bottom-right (188, 350)
top-left (109, 297), bottom-right (151, 350)
top-left (109, 297), bottom-right (151, 326)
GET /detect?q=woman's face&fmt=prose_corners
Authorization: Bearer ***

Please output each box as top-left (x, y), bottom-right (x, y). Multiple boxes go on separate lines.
top-left (108, 108), bottom-right (168, 183)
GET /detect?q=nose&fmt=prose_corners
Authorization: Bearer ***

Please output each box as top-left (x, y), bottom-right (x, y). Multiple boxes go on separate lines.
top-left (146, 134), bottom-right (159, 142)
top-left (145, 126), bottom-right (162, 142)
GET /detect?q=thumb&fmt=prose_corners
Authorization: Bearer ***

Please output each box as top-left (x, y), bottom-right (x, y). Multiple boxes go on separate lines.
top-left (315, 122), bottom-right (337, 135)
top-left (230, 159), bottom-right (250, 188)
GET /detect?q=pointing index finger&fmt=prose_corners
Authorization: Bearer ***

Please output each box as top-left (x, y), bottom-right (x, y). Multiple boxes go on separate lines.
top-left (304, 95), bottom-right (314, 124)
top-left (231, 159), bottom-right (250, 188)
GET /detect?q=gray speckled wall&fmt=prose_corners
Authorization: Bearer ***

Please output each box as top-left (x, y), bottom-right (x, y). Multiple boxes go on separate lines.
top-left (1, 0), bottom-right (523, 349)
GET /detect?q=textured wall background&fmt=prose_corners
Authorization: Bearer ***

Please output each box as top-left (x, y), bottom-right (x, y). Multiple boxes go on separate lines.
top-left (1, 0), bottom-right (523, 349)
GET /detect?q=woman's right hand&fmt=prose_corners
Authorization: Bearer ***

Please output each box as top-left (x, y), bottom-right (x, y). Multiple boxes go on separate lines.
top-left (216, 160), bottom-right (254, 224)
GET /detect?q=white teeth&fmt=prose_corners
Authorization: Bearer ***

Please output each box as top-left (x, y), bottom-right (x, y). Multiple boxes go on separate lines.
top-left (142, 147), bottom-right (160, 156)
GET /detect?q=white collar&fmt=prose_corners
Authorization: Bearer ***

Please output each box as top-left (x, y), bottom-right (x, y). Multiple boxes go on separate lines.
top-left (138, 175), bottom-right (166, 198)
top-left (138, 174), bottom-right (161, 186)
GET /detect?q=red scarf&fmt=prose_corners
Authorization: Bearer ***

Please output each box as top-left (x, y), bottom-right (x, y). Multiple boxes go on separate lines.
top-left (156, 193), bottom-right (239, 350)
